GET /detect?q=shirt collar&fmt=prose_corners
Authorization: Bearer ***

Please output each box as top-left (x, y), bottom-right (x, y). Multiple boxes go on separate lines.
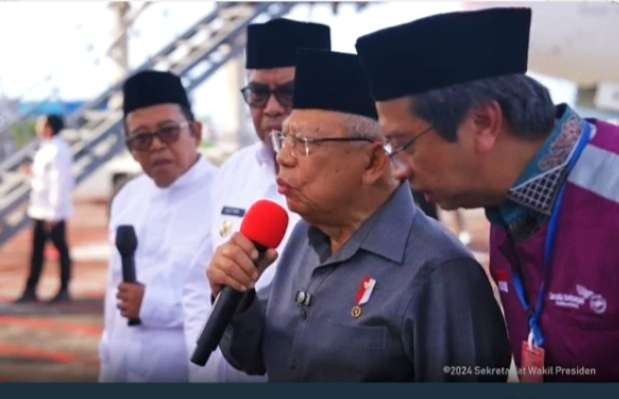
top-left (255, 141), bottom-right (276, 169)
top-left (486, 104), bottom-right (585, 231)
top-left (307, 182), bottom-right (416, 267)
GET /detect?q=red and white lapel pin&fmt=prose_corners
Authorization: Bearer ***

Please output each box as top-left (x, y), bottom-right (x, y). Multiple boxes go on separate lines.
top-left (352, 276), bottom-right (376, 319)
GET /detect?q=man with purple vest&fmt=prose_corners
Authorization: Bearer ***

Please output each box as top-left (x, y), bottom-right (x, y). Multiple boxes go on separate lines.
top-left (356, 7), bottom-right (619, 382)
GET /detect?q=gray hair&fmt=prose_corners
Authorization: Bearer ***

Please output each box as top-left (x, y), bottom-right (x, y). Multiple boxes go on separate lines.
top-left (410, 74), bottom-right (556, 142)
top-left (341, 113), bottom-right (381, 140)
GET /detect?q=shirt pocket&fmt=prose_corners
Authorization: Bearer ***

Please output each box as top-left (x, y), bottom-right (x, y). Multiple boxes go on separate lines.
top-left (302, 319), bottom-right (389, 380)
top-left (320, 319), bottom-right (387, 351)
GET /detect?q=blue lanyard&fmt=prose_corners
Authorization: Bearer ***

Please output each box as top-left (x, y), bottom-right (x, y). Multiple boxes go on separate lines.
top-left (511, 122), bottom-right (592, 348)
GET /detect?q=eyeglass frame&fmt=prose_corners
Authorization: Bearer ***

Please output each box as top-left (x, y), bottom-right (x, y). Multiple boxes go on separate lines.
top-left (125, 120), bottom-right (192, 152)
top-left (240, 82), bottom-right (295, 109)
top-left (270, 130), bottom-right (376, 157)
top-left (384, 126), bottom-right (433, 159)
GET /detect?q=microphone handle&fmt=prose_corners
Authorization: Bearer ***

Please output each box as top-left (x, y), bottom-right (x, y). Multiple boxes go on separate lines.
top-left (120, 255), bottom-right (142, 327)
top-left (121, 256), bottom-right (136, 282)
top-left (191, 286), bottom-right (244, 366)
top-left (190, 244), bottom-right (267, 366)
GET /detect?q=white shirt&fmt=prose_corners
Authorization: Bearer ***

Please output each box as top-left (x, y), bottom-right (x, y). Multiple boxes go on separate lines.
top-left (183, 142), bottom-right (300, 382)
top-left (99, 156), bottom-right (217, 383)
top-left (27, 136), bottom-right (74, 221)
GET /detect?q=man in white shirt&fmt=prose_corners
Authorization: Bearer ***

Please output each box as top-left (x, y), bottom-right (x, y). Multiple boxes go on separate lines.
top-left (99, 70), bottom-right (217, 382)
top-left (17, 114), bottom-right (75, 303)
top-left (182, 18), bottom-right (331, 382)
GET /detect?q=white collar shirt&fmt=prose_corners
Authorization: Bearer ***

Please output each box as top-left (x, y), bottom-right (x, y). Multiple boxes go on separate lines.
top-left (99, 156), bottom-right (217, 382)
top-left (27, 136), bottom-right (75, 221)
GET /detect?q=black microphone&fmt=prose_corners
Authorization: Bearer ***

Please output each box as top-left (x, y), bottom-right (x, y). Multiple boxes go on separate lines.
top-left (191, 246), bottom-right (266, 367)
top-left (191, 200), bottom-right (289, 366)
top-left (115, 225), bottom-right (141, 326)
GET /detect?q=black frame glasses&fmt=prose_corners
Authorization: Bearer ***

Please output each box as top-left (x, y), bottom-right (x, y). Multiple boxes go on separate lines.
top-left (270, 130), bottom-right (375, 157)
top-left (384, 126), bottom-right (433, 158)
top-left (240, 84), bottom-right (294, 109)
top-left (125, 121), bottom-right (190, 152)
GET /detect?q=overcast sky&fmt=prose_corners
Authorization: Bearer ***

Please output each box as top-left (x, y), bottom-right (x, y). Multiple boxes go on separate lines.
top-left (0, 1), bottom-right (584, 133)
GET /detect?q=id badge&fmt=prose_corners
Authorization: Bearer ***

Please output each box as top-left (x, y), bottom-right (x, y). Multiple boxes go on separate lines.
top-left (520, 338), bottom-right (545, 383)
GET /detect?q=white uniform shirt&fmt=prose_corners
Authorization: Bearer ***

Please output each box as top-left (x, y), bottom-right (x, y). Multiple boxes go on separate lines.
top-left (27, 136), bottom-right (74, 221)
top-left (99, 156), bottom-right (217, 382)
top-left (183, 142), bottom-right (299, 382)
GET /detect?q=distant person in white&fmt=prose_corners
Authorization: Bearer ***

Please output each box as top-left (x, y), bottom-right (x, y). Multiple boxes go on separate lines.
top-left (17, 114), bottom-right (74, 303)
top-left (182, 18), bottom-right (331, 382)
top-left (98, 70), bottom-right (217, 382)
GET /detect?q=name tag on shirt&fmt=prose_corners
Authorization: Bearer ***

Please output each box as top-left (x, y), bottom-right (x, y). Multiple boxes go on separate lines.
top-left (221, 206), bottom-right (245, 217)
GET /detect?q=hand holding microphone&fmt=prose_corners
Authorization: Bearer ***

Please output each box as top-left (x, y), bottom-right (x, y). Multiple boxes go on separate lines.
top-left (115, 225), bottom-right (142, 326)
top-left (207, 232), bottom-right (278, 298)
top-left (191, 200), bottom-right (289, 366)
top-left (116, 282), bottom-right (144, 322)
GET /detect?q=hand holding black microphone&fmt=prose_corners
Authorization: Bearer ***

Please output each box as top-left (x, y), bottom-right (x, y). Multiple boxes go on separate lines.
top-left (115, 225), bottom-right (142, 326)
top-left (191, 200), bottom-right (289, 366)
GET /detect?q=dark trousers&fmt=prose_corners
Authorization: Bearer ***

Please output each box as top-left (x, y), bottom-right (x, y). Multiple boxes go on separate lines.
top-left (25, 219), bottom-right (72, 292)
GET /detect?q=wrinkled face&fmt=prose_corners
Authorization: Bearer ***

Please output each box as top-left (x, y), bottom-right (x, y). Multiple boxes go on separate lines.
top-left (275, 110), bottom-right (378, 222)
top-left (376, 96), bottom-right (479, 210)
top-left (125, 103), bottom-right (201, 188)
top-left (245, 67), bottom-right (295, 144)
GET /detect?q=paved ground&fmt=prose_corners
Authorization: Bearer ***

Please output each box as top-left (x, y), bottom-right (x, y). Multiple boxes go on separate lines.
top-left (0, 199), bottom-right (108, 382)
top-left (0, 199), bottom-right (493, 382)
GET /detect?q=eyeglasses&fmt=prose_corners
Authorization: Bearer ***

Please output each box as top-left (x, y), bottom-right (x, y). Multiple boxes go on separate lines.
top-left (270, 130), bottom-right (375, 157)
top-left (125, 121), bottom-right (191, 152)
top-left (240, 83), bottom-right (294, 109)
top-left (383, 126), bottom-right (433, 158)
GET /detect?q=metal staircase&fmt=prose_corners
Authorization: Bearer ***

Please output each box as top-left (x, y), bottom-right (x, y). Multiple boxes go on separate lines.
top-left (0, 2), bottom-right (297, 246)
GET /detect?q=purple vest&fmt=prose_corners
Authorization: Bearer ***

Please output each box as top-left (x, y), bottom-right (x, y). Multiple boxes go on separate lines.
top-left (490, 120), bottom-right (619, 381)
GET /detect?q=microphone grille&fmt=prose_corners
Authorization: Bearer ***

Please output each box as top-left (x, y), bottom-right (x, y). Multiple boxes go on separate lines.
top-left (116, 225), bottom-right (138, 255)
top-left (240, 200), bottom-right (289, 249)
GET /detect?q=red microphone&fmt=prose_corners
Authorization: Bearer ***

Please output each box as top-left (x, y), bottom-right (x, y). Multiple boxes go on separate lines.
top-left (191, 200), bottom-right (288, 366)
top-left (240, 199), bottom-right (289, 250)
